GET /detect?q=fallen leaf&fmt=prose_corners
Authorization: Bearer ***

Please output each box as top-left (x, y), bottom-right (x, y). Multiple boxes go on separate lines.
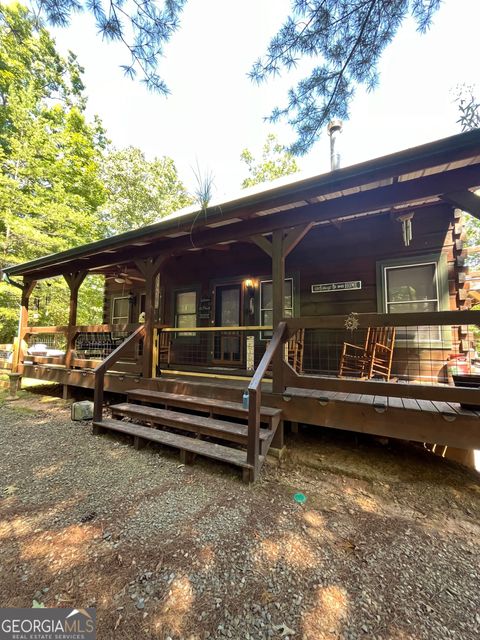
top-left (273, 622), bottom-right (295, 636)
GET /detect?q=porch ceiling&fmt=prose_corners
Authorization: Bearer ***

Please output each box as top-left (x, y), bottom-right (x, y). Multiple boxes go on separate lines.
top-left (3, 129), bottom-right (480, 282)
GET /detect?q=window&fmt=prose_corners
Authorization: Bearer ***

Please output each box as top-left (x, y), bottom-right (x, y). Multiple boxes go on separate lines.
top-left (382, 260), bottom-right (444, 343)
top-left (111, 297), bottom-right (130, 324)
top-left (175, 290), bottom-right (197, 335)
top-left (260, 278), bottom-right (294, 339)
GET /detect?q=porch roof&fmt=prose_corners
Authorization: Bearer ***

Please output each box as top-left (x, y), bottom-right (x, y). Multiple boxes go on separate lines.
top-left (3, 129), bottom-right (480, 282)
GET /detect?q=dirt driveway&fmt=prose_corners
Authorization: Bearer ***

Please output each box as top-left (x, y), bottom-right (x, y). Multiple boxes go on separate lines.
top-left (0, 389), bottom-right (479, 639)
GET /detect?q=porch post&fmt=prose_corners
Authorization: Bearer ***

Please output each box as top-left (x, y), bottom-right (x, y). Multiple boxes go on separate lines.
top-left (135, 256), bottom-right (168, 379)
top-left (11, 278), bottom-right (36, 375)
top-left (271, 229), bottom-right (285, 395)
top-left (63, 271), bottom-right (87, 371)
top-left (251, 223), bottom-right (312, 453)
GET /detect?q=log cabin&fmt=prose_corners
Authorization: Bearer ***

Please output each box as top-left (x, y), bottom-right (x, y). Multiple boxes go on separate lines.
top-left (2, 129), bottom-right (480, 480)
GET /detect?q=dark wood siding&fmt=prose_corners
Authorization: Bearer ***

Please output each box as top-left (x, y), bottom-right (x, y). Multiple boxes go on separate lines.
top-left (102, 203), bottom-right (463, 381)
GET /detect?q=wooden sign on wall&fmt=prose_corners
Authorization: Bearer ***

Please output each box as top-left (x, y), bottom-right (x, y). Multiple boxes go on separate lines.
top-left (198, 297), bottom-right (212, 319)
top-left (246, 335), bottom-right (255, 371)
top-left (311, 280), bottom-right (362, 293)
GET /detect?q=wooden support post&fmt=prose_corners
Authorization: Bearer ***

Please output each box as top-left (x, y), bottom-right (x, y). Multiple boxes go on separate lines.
top-left (135, 256), bottom-right (168, 379)
top-left (134, 435), bottom-right (147, 450)
top-left (246, 386), bottom-right (261, 480)
top-left (272, 229), bottom-right (285, 395)
top-left (250, 223), bottom-right (312, 456)
top-left (62, 384), bottom-right (74, 401)
top-left (63, 271), bottom-right (87, 370)
top-left (11, 278), bottom-right (36, 374)
top-left (92, 423), bottom-right (105, 436)
top-left (179, 449), bottom-right (196, 465)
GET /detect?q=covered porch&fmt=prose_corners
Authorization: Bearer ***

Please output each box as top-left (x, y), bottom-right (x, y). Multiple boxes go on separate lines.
top-left (4, 130), bottom-right (480, 479)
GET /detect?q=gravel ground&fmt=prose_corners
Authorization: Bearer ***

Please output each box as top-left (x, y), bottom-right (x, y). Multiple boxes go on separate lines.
top-left (0, 389), bottom-right (479, 640)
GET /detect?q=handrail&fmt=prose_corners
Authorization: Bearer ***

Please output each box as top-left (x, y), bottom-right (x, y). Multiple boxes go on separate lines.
top-left (286, 310), bottom-right (480, 332)
top-left (24, 326), bottom-right (69, 335)
top-left (24, 323), bottom-right (140, 335)
top-left (93, 324), bottom-right (146, 422)
top-left (161, 325), bottom-right (273, 332)
top-left (246, 321), bottom-right (287, 477)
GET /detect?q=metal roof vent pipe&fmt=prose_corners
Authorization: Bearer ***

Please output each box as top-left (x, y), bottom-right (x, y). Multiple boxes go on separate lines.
top-left (327, 119), bottom-right (343, 170)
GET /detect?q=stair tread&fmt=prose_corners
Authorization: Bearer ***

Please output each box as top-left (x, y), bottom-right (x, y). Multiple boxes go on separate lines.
top-left (125, 389), bottom-right (282, 418)
top-left (95, 419), bottom-right (258, 468)
top-left (110, 402), bottom-right (271, 440)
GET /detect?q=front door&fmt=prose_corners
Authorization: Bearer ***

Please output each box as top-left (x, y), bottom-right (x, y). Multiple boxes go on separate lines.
top-left (213, 284), bottom-right (243, 364)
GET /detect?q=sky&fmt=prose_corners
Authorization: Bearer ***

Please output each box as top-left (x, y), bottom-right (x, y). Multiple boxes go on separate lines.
top-left (49, 0), bottom-right (480, 199)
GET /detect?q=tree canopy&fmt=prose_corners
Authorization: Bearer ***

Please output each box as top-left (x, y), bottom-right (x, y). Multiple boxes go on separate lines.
top-left (240, 134), bottom-right (299, 188)
top-left (14, 0), bottom-right (443, 154)
top-left (0, 4), bottom-right (192, 341)
top-left (99, 147), bottom-right (192, 236)
top-left (0, 3), bottom-right (107, 340)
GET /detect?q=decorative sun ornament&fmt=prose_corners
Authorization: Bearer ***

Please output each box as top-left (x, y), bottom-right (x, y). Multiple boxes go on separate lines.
top-left (344, 312), bottom-right (359, 332)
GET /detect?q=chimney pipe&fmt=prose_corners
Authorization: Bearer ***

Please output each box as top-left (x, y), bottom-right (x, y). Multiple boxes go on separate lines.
top-left (327, 119), bottom-right (343, 170)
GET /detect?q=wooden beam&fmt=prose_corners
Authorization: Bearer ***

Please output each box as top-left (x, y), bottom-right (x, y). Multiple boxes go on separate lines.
top-left (442, 190), bottom-right (480, 219)
top-left (134, 255), bottom-right (168, 279)
top-left (283, 222), bottom-right (313, 257)
top-left (250, 234), bottom-right (272, 257)
top-left (63, 270), bottom-right (87, 292)
top-left (271, 230), bottom-right (285, 400)
top-left (63, 271), bottom-right (87, 370)
top-left (11, 278), bottom-right (37, 373)
top-left (134, 255), bottom-right (169, 378)
top-left (16, 164), bottom-right (480, 281)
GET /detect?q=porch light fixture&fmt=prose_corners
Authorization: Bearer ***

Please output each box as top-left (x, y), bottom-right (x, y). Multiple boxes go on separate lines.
top-left (397, 212), bottom-right (414, 246)
top-left (244, 278), bottom-right (256, 290)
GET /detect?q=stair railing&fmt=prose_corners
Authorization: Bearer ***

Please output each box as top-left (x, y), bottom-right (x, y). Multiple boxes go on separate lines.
top-left (93, 325), bottom-right (146, 422)
top-left (247, 321), bottom-right (287, 479)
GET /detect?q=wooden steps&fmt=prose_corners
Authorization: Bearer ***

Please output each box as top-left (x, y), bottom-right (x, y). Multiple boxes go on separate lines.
top-left (110, 402), bottom-right (272, 449)
top-left (94, 419), bottom-right (261, 470)
top-left (125, 389), bottom-right (282, 428)
top-left (92, 388), bottom-right (282, 481)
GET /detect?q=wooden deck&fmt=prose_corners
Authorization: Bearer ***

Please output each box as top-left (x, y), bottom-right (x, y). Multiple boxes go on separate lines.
top-left (19, 362), bottom-right (480, 451)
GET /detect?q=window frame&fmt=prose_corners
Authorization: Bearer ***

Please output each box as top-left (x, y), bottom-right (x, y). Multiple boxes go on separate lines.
top-left (173, 288), bottom-right (198, 338)
top-left (111, 296), bottom-right (130, 325)
top-left (259, 277), bottom-right (294, 340)
top-left (376, 253), bottom-right (450, 348)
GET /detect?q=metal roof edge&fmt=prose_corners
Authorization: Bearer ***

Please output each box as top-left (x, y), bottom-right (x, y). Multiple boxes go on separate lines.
top-left (4, 128), bottom-right (480, 278)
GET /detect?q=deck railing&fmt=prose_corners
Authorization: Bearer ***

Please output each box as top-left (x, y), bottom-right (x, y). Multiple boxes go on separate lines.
top-left (93, 325), bottom-right (146, 421)
top-left (0, 343), bottom-right (13, 371)
top-left (19, 324), bottom-right (142, 372)
top-left (282, 310), bottom-right (480, 405)
top-left (246, 322), bottom-right (287, 479)
top-left (155, 325), bottom-right (273, 377)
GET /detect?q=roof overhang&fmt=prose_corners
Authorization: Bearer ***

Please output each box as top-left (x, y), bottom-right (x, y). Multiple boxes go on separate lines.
top-left (3, 129), bottom-right (480, 281)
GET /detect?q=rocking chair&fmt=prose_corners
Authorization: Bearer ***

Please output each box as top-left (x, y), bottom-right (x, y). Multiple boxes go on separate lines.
top-left (338, 327), bottom-right (396, 381)
top-left (157, 330), bottom-right (171, 366)
top-left (286, 328), bottom-right (305, 374)
top-left (266, 328), bottom-right (305, 375)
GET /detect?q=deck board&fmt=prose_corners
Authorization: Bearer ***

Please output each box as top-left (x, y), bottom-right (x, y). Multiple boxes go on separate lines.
top-left (402, 398), bottom-right (421, 411)
top-left (387, 396), bottom-right (403, 409)
top-left (416, 399), bottom-right (439, 412)
top-left (432, 401), bottom-right (459, 417)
